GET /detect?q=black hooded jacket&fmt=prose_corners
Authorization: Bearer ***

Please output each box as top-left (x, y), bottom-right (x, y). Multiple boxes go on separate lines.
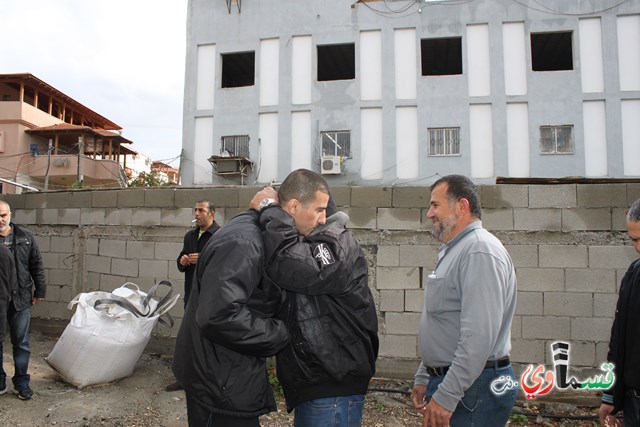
top-left (172, 210), bottom-right (290, 418)
top-left (259, 206), bottom-right (379, 412)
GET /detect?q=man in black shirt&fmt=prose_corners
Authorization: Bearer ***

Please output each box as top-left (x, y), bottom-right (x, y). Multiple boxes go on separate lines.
top-left (177, 200), bottom-right (220, 306)
top-left (599, 198), bottom-right (640, 426)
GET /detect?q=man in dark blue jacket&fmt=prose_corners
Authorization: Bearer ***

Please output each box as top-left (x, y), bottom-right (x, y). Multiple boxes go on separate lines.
top-left (0, 243), bottom-right (16, 395)
top-left (251, 169), bottom-right (379, 426)
top-left (0, 201), bottom-right (46, 401)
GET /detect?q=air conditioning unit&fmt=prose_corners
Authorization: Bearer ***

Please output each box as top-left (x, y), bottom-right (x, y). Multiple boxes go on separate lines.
top-left (320, 155), bottom-right (341, 175)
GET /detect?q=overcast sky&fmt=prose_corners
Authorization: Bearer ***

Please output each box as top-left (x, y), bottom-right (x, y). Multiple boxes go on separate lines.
top-left (0, 0), bottom-right (188, 167)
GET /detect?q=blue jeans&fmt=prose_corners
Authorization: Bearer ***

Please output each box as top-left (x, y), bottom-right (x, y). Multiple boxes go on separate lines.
top-left (426, 365), bottom-right (517, 427)
top-left (294, 395), bottom-right (365, 427)
top-left (3, 304), bottom-right (31, 387)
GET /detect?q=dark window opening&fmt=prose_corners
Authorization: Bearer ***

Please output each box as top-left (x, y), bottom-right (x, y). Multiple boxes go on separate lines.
top-left (531, 32), bottom-right (573, 71)
top-left (421, 37), bottom-right (463, 76)
top-left (317, 43), bottom-right (355, 81)
top-left (221, 52), bottom-right (255, 88)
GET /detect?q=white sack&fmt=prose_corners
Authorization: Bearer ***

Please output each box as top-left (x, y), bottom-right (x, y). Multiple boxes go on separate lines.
top-left (46, 282), bottom-right (178, 388)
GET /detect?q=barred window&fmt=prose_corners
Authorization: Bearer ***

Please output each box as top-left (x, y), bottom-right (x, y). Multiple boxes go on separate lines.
top-left (428, 127), bottom-right (460, 156)
top-left (221, 135), bottom-right (250, 158)
top-left (539, 125), bottom-right (574, 154)
top-left (321, 131), bottom-right (351, 157)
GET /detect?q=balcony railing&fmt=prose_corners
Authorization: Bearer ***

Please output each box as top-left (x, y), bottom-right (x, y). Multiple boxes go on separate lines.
top-left (18, 154), bottom-right (127, 190)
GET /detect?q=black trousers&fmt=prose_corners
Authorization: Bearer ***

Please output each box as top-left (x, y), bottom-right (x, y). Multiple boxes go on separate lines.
top-left (185, 392), bottom-right (260, 427)
top-left (625, 388), bottom-right (640, 427)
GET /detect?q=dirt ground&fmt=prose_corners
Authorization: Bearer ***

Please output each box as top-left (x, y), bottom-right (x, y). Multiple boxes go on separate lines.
top-left (1, 332), bottom-right (607, 427)
top-left (1, 332), bottom-right (420, 427)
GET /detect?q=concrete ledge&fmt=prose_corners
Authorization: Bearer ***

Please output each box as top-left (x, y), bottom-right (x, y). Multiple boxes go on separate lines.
top-left (144, 188), bottom-right (175, 207)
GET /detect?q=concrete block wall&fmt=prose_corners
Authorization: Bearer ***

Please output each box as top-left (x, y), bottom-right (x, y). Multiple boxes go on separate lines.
top-left (2, 182), bottom-right (639, 377)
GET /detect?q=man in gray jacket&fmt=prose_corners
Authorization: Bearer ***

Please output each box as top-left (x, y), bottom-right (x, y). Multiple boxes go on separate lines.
top-left (0, 201), bottom-right (46, 400)
top-left (411, 175), bottom-right (517, 427)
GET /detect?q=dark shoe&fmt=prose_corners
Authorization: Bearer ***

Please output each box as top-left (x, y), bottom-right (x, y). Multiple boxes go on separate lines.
top-left (15, 384), bottom-right (33, 400)
top-left (0, 376), bottom-right (6, 395)
top-left (164, 381), bottom-right (183, 392)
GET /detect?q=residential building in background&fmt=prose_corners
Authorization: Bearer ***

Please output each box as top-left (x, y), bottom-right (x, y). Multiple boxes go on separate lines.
top-left (180, 0), bottom-right (640, 186)
top-left (0, 73), bottom-right (136, 193)
top-left (152, 160), bottom-right (180, 185)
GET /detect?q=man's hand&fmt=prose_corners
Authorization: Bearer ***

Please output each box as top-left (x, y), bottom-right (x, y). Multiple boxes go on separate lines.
top-left (598, 404), bottom-right (620, 426)
top-left (187, 253), bottom-right (199, 265)
top-left (421, 398), bottom-right (452, 427)
top-left (249, 187), bottom-right (279, 211)
top-left (32, 297), bottom-right (45, 305)
top-left (179, 254), bottom-right (190, 266)
top-left (411, 385), bottom-right (427, 415)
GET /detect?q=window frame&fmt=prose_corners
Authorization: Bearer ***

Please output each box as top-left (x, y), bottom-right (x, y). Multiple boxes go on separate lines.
top-left (321, 130), bottom-right (351, 158)
top-left (221, 135), bottom-right (250, 158)
top-left (427, 127), bottom-right (461, 157)
top-left (539, 125), bottom-right (574, 154)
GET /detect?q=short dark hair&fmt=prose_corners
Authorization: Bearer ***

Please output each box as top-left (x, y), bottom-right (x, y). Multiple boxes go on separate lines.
top-left (278, 169), bottom-right (330, 205)
top-left (430, 174), bottom-right (482, 219)
top-left (197, 200), bottom-right (215, 213)
top-left (628, 198), bottom-right (640, 222)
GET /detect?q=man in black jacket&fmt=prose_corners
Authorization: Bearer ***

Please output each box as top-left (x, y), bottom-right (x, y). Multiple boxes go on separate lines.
top-left (172, 208), bottom-right (290, 427)
top-left (166, 200), bottom-right (220, 392)
top-left (251, 169), bottom-right (379, 426)
top-left (0, 243), bottom-right (16, 395)
top-left (599, 198), bottom-right (640, 426)
top-left (0, 201), bottom-right (46, 401)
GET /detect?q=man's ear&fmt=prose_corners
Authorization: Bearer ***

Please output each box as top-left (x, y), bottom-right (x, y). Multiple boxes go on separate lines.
top-left (457, 198), bottom-right (470, 215)
top-left (283, 199), bottom-right (300, 215)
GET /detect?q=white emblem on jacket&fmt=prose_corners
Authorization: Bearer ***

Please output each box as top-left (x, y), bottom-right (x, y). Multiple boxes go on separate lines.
top-left (313, 243), bottom-right (335, 266)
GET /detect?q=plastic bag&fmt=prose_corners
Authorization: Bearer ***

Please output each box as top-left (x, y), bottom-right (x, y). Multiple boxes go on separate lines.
top-left (46, 280), bottom-right (179, 388)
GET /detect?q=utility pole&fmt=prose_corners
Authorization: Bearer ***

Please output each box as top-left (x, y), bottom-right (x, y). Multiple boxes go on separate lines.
top-left (77, 135), bottom-right (84, 188)
top-left (44, 139), bottom-right (52, 191)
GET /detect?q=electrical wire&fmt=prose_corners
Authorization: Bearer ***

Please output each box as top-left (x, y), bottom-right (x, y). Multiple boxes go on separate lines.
top-left (510, 0), bottom-right (632, 16)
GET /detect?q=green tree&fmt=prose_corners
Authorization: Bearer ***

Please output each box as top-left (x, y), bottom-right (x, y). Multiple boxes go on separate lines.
top-left (128, 171), bottom-right (169, 187)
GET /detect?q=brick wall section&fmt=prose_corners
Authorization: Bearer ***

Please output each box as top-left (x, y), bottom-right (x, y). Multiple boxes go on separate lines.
top-left (2, 183), bottom-right (638, 378)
